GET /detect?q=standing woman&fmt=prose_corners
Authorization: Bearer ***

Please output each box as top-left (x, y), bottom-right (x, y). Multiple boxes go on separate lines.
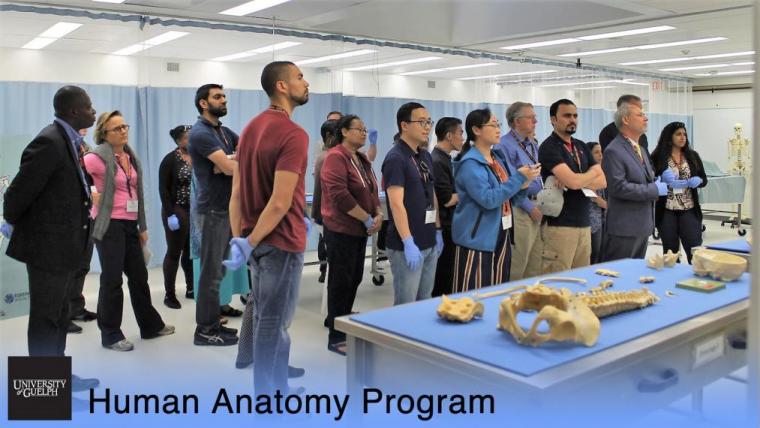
top-left (85, 111), bottom-right (174, 351)
top-left (650, 122), bottom-right (707, 263)
top-left (312, 119), bottom-right (339, 284)
top-left (320, 115), bottom-right (382, 355)
top-left (451, 109), bottom-right (540, 292)
top-left (159, 125), bottom-right (193, 309)
top-left (587, 142), bottom-right (608, 264)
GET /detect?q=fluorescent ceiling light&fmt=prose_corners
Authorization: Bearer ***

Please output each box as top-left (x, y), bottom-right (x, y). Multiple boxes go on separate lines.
top-left (345, 57), bottom-right (441, 72)
top-left (573, 86), bottom-right (619, 90)
top-left (501, 39), bottom-right (579, 50)
top-left (620, 51), bottom-right (755, 66)
top-left (296, 49), bottom-right (375, 66)
top-left (694, 70), bottom-right (755, 77)
top-left (22, 22), bottom-right (82, 50)
top-left (661, 61), bottom-right (755, 72)
top-left (560, 37), bottom-right (727, 57)
top-left (400, 63), bottom-right (496, 76)
top-left (458, 70), bottom-right (557, 81)
top-left (220, 0), bottom-right (291, 16)
top-left (112, 31), bottom-right (189, 56)
top-left (212, 41), bottom-right (300, 61)
top-left (92, 0), bottom-right (126, 3)
top-left (498, 74), bottom-right (599, 84)
top-left (501, 26), bottom-right (675, 50)
top-left (542, 79), bottom-right (647, 88)
top-left (577, 26), bottom-right (674, 41)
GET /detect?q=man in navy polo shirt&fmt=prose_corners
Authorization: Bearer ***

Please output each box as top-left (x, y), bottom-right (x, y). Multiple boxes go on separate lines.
top-left (381, 102), bottom-right (443, 305)
top-left (188, 83), bottom-right (240, 346)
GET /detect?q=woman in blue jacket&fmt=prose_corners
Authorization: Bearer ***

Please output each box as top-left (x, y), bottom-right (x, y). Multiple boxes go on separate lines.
top-left (451, 108), bottom-right (541, 292)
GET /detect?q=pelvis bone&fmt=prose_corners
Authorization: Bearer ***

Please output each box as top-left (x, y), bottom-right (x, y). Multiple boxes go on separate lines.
top-left (497, 284), bottom-right (600, 347)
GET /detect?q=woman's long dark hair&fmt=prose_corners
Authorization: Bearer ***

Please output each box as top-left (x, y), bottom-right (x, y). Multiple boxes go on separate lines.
top-left (650, 121), bottom-right (699, 174)
top-left (454, 108), bottom-right (492, 161)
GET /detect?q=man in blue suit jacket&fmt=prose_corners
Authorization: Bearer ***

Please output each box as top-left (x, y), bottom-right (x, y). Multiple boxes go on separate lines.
top-left (602, 101), bottom-right (668, 261)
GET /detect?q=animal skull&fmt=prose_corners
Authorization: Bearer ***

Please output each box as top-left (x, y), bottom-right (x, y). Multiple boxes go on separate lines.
top-left (497, 284), bottom-right (600, 347)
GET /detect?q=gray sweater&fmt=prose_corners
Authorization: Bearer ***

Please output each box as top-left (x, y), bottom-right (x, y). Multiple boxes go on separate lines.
top-left (90, 143), bottom-right (147, 240)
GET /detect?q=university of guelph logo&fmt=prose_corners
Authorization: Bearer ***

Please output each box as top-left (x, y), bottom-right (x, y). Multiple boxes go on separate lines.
top-left (8, 356), bottom-right (71, 420)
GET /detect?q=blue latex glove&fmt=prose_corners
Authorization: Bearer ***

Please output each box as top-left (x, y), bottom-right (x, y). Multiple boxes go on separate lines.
top-left (655, 178), bottom-right (668, 196)
top-left (670, 179), bottom-right (689, 189)
top-left (362, 215), bottom-right (374, 229)
top-left (435, 230), bottom-right (444, 256)
top-left (304, 216), bottom-right (312, 236)
top-left (167, 214), bottom-right (180, 231)
top-left (687, 176), bottom-right (703, 188)
top-left (0, 222), bottom-right (12, 239)
top-left (368, 129), bottom-right (378, 146)
top-left (222, 237), bottom-right (254, 270)
top-left (661, 169), bottom-right (676, 184)
top-left (402, 236), bottom-right (423, 272)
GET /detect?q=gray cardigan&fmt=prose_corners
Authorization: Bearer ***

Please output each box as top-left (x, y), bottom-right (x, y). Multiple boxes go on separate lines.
top-left (90, 143), bottom-right (147, 240)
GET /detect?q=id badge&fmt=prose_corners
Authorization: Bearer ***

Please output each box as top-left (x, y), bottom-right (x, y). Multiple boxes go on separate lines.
top-left (673, 188), bottom-right (685, 195)
top-left (425, 209), bottom-right (436, 224)
top-left (582, 188), bottom-right (597, 198)
top-left (126, 199), bottom-right (139, 213)
top-left (502, 214), bottom-right (512, 230)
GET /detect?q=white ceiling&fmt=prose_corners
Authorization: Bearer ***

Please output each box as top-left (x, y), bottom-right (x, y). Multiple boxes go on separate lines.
top-left (0, 0), bottom-right (755, 81)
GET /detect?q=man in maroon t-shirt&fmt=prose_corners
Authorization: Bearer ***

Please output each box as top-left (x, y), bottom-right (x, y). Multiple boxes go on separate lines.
top-left (224, 61), bottom-right (309, 395)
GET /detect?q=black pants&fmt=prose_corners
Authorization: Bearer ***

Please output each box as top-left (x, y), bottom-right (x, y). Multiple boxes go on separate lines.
top-left (325, 228), bottom-right (367, 345)
top-left (317, 232), bottom-right (327, 274)
top-left (432, 225), bottom-right (455, 297)
top-left (659, 208), bottom-right (702, 264)
top-left (603, 233), bottom-right (649, 261)
top-left (162, 205), bottom-right (193, 295)
top-left (68, 236), bottom-right (94, 317)
top-left (95, 220), bottom-right (164, 346)
top-left (27, 265), bottom-right (75, 356)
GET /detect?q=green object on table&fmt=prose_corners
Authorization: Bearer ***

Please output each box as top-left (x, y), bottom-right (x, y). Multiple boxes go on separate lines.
top-left (676, 278), bottom-right (726, 293)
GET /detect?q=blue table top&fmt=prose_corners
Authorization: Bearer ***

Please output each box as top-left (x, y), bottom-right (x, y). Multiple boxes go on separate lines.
top-left (350, 259), bottom-right (750, 377)
top-left (706, 239), bottom-right (751, 254)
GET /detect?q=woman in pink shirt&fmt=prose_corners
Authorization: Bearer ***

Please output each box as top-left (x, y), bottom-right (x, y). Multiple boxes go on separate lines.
top-left (84, 111), bottom-right (173, 352)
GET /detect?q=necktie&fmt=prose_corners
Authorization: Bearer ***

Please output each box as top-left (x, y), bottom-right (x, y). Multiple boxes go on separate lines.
top-left (632, 142), bottom-right (643, 163)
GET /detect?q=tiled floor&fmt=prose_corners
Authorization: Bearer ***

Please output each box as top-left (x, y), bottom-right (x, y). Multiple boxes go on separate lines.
top-left (0, 218), bottom-right (752, 423)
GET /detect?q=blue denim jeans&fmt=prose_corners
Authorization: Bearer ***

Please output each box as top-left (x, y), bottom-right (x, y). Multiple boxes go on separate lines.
top-left (248, 244), bottom-right (304, 394)
top-left (195, 210), bottom-right (230, 331)
top-left (387, 247), bottom-right (438, 305)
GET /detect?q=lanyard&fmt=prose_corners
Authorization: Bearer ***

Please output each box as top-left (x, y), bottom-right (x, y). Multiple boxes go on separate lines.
top-left (511, 130), bottom-right (537, 164)
top-left (563, 140), bottom-right (583, 171)
top-left (410, 155), bottom-right (432, 206)
top-left (349, 155), bottom-right (373, 192)
top-left (114, 155), bottom-right (134, 199)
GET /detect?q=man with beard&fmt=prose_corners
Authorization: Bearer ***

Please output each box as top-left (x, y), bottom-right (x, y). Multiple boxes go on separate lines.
top-left (224, 61), bottom-right (310, 394)
top-left (2, 85), bottom-right (99, 390)
top-left (189, 84), bottom-right (240, 346)
top-left (538, 99), bottom-right (606, 274)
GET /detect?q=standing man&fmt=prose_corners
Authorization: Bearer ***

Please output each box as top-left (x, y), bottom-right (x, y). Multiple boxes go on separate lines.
top-left (538, 99), bottom-right (606, 274)
top-left (599, 95), bottom-right (649, 151)
top-left (225, 61), bottom-right (310, 394)
top-left (2, 85), bottom-right (98, 390)
top-left (602, 100), bottom-right (667, 260)
top-left (188, 83), bottom-right (240, 346)
top-left (496, 102), bottom-right (544, 280)
top-left (430, 117), bottom-right (463, 297)
top-left (68, 127), bottom-right (97, 334)
top-left (382, 102), bottom-right (442, 305)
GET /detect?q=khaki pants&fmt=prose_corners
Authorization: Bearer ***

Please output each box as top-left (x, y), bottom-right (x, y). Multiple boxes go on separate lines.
top-left (541, 225), bottom-right (591, 275)
top-left (510, 208), bottom-right (543, 280)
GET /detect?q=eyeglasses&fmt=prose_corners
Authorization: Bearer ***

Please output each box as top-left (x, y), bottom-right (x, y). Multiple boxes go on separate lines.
top-left (349, 127), bottom-right (368, 134)
top-left (406, 119), bottom-right (435, 128)
top-left (182, 125), bottom-right (192, 131)
top-left (482, 121), bottom-right (502, 129)
top-left (106, 124), bottom-right (130, 134)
